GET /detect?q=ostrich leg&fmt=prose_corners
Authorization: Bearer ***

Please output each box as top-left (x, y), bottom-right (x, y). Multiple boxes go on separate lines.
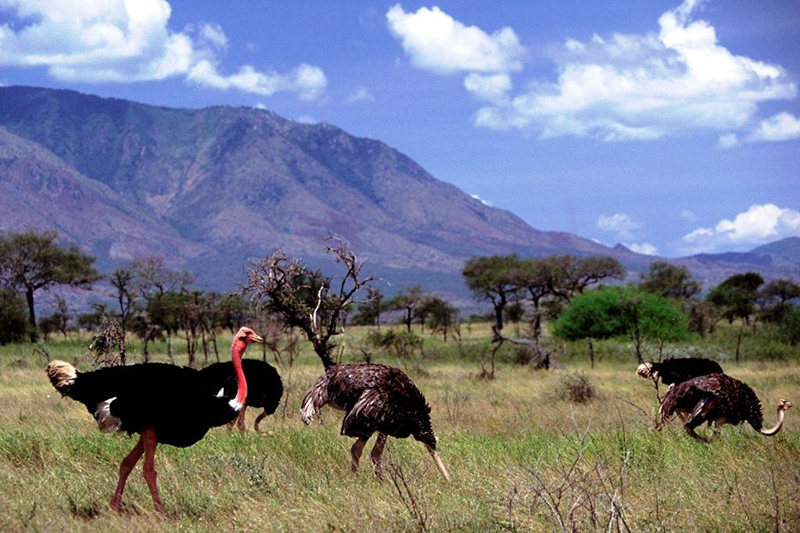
top-left (141, 428), bottom-right (165, 514)
top-left (236, 406), bottom-right (247, 432)
top-left (110, 436), bottom-right (145, 512)
top-left (370, 433), bottom-right (388, 480)
top-left (254, 411), bottom-right (268, 434)
top-left (350, 437), bottom-right (368, 473)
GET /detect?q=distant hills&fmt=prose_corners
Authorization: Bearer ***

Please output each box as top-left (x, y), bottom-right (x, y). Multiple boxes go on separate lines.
top-left (0, 86), bottom-right (796, 304)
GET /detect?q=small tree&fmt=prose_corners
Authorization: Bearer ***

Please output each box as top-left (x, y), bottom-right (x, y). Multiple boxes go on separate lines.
top-left (544, 255), bottom-right (626, 301)
top-left (389, 285), bottom-right (424, 333)
top-left (707, 272), bottom-right (764, 325)
top-left (639, 261), bottom-right (701, 300)
top-left (0, 231), bottom-right (98, 341)
top-left (462, 254), bottom-right (521, 333)
top-left (352, 286), bottom-right (384, 328)
top-left (242, 238), bottom-right (375, 368)
top-left (422, 296), bottom-right (459, 341)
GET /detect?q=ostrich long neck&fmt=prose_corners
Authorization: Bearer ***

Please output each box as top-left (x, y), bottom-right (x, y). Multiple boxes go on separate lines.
top-left (230, 339), bottom-right (248, 410)
top-left (759, 405), bottom-right (787, 436)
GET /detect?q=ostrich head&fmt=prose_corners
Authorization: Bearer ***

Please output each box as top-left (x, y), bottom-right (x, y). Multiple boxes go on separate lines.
top-left (235, 327), bottom-right (264, 346)
top-left (636, 362), bottom-right (655, 379)
top-left (778, 399), bottom-right (794, 412)
top-left (413, 407), bottom-right (450, 480)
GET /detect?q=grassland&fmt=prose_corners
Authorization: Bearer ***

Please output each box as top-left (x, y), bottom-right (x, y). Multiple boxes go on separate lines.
top-left (0, 325), bottom-right (798, 532)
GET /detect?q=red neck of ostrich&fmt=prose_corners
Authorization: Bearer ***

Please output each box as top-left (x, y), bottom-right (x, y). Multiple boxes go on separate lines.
top-left (230, 337), bottom-right (248, 409)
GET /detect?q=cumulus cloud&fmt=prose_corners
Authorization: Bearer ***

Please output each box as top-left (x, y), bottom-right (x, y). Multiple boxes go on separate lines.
top-left (386, 4), bottom-right (524, 75)
top-left (625, 242), bottom-right (659, 256)
top-left (390, 1), bottom-right (797, 142)
top-left (717, 133), bottom-right (740, 149)
top-left (747, 112), bottom-right (800, 142)
top-left (597, 213), bottom-right (641, 241)
top-left (681, 204), bottom-right (800, 253)
top-left (0, 0), bottom-right (326, 99)
top-left (345, 86), bottom-right (375, 104)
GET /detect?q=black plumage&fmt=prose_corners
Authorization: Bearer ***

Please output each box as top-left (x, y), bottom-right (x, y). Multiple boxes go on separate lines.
top-left (45, 327), bottom-right (264, 514)
top-left (301, 363), bottom-right (449, 479)
top-left (659, 373), bottom-right (793, 441)
top-left (637, 357), bottom-right (723, 385)
top-left (199, 359), bottom-right (283, 433)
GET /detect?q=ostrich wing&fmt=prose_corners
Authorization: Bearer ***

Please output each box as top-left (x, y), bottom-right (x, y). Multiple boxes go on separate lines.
top-left (301, 375), bottom-right (329, 424)
top-left (341, 388), bottom-right (392, 438)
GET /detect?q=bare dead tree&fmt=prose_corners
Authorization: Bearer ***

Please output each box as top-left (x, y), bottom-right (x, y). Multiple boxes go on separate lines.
top-left (241, 236), bottom-right (375, 368)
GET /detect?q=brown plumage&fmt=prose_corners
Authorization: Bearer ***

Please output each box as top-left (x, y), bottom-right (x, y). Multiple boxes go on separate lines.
top-left (659, 373), bottom-right (793, 441)
top-left (301, 363), bottom-right (449, 480)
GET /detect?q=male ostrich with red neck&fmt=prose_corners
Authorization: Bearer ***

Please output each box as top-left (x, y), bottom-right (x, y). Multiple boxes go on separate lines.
top-left (46, 327), bottom-right (263, 514)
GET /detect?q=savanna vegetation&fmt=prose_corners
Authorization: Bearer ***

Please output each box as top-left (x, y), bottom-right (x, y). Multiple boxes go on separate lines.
top-left (0, 231), bottom-right (799, 531)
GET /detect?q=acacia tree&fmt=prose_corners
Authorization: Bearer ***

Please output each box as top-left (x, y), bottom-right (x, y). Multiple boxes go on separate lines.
top-left (242, 238), bottom-right (375, 368)
top-left (388, 285), bottom-right (424, 332)
top-left (639, 261), bottom-right (701, 300)
top-left (462, 254), bottom-right (521, 333)
top-left (544, 255), bottom-right (626, 301)
top-left (0, 231), bottom-right (98, 341)
top-left (707, 272), bottom-right (764, 325)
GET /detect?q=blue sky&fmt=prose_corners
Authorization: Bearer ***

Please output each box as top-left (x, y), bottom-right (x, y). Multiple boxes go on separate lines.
top-left (0, 0), bottom-right (798, 257)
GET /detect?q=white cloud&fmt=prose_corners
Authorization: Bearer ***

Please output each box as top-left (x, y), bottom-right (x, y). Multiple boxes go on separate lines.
top-left (717, 133), bottom-right (739, 149)
top-left (470, 193), bottom-right (493, 206)
top-left (295, 115), bottom-right (318, 124)
top-left (420, 0), bottom-right (796, 141)
top-left (345, 86), bottom-right (374, 104)
top-left (597, 213), bottom-right (641, 240)
top-left (680, 209), bottom-right (698, 222)
top-left (0, 0), bottom-right (326, 99)
top-left (198, 23), bottom-right (228, 49)
top-left (625, 242), bottom-right (659, 255)
top-left (386, 4), bottom-right (524, 75)
top-left (681, 203), bottom-right (800, 253)
top-left (747, 112), bottom-right (800, 142)
top-left (464, 73), bottom-right (512, 104)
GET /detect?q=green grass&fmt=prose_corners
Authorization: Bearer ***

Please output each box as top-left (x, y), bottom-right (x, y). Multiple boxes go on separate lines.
top-left (0, 326), bottom-right (799, 531)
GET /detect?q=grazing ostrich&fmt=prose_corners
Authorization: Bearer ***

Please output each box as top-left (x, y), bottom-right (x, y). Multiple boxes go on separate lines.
top-left (301, 363), bottom-right (450, 480)
top-left (45, 327), bottom-right (264, 514)
top-left (637, 357), bottom-right (723, 386)
top-left (200, 359), bottom-right (283, 433)
top-left (659, 373), bottom-right (793, 441)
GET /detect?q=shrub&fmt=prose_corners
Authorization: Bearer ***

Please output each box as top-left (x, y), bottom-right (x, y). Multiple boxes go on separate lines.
top-left (365, 329), bottom-right (423, 359)
top-left (778, 306), bottom-right (800, 346)
top-left (553, 287), bottom-right (690, 342)
top-left (557, 373), bottom-right (596, 403)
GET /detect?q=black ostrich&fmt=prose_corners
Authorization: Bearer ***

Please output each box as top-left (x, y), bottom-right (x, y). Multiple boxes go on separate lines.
top-left (200, 359), bottom-right (283, 433)
top-left (45, 327), bottom-right (264, 514)
top-left (301, 363), bottom-right (450, 480)
top-left (637, 357), bottom-right (723, 386)
top-left (659, 373), bottom-right (793, 441)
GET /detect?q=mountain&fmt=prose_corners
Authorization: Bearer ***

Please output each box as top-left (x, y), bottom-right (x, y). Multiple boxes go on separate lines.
top-left (0, 86), bottom-right (624, 298)
top-left (0, 86), bottom-right (796, 304)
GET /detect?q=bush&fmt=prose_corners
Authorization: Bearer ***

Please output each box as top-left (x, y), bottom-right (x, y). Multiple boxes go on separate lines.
top-left (0, 289), bottom-right (27, 344)
top-left (557, 373), bottom-right (596, 403)
top-left (365, 329), bottom-right (423, 359)
top-left (553, 287), bottom-right (690, 342)
top-left (778, 306), bottom-right (800, 346)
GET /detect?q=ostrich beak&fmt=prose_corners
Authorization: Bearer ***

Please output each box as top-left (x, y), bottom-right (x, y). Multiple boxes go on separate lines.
top-left (427, 446), bottom-right (450, 481)
top-left (251, 333), bottom-right (264, 344)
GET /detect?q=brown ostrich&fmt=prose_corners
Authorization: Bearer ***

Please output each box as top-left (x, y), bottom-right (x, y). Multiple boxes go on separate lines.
top-left (659, 373), bottom-right (793, 441)
top-left (301, 363), bottom-right (450, 480)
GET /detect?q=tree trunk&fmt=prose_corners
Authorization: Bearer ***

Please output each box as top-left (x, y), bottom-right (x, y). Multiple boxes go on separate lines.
top-left (735, 327), bottom-right (743, 364)
top-left (588, 338), bottom-right (595, 369)
top-left (25, 287), bottom-right (37, 342)
top-left (143, 337), bottom-right (150, 363)
top-left (166, 332), bottom-right (174, 364)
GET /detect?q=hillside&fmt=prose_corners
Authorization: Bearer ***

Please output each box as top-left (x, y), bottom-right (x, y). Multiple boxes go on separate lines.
top-left (0, 86), bottom-right (796, 300)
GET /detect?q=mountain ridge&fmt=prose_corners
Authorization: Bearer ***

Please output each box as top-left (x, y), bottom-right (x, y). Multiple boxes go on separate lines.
top-left (0, 85), bottom-right (796, 301)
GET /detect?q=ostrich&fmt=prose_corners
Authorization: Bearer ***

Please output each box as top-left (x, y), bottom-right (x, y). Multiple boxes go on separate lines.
top-left (659, 373), bottom-right (793, 441)
top-left (301, 363), bottom-right (450, 480)
top-left (45, 326), bottom-right (264, 514)
top-left (637, 357), bottom-right (723, 386)
top-left (199, 359), bottom-right (283, 433)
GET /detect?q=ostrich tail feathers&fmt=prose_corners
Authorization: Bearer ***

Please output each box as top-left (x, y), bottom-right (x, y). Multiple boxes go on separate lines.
top-left (46, 360), bottom-right (78, 397)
